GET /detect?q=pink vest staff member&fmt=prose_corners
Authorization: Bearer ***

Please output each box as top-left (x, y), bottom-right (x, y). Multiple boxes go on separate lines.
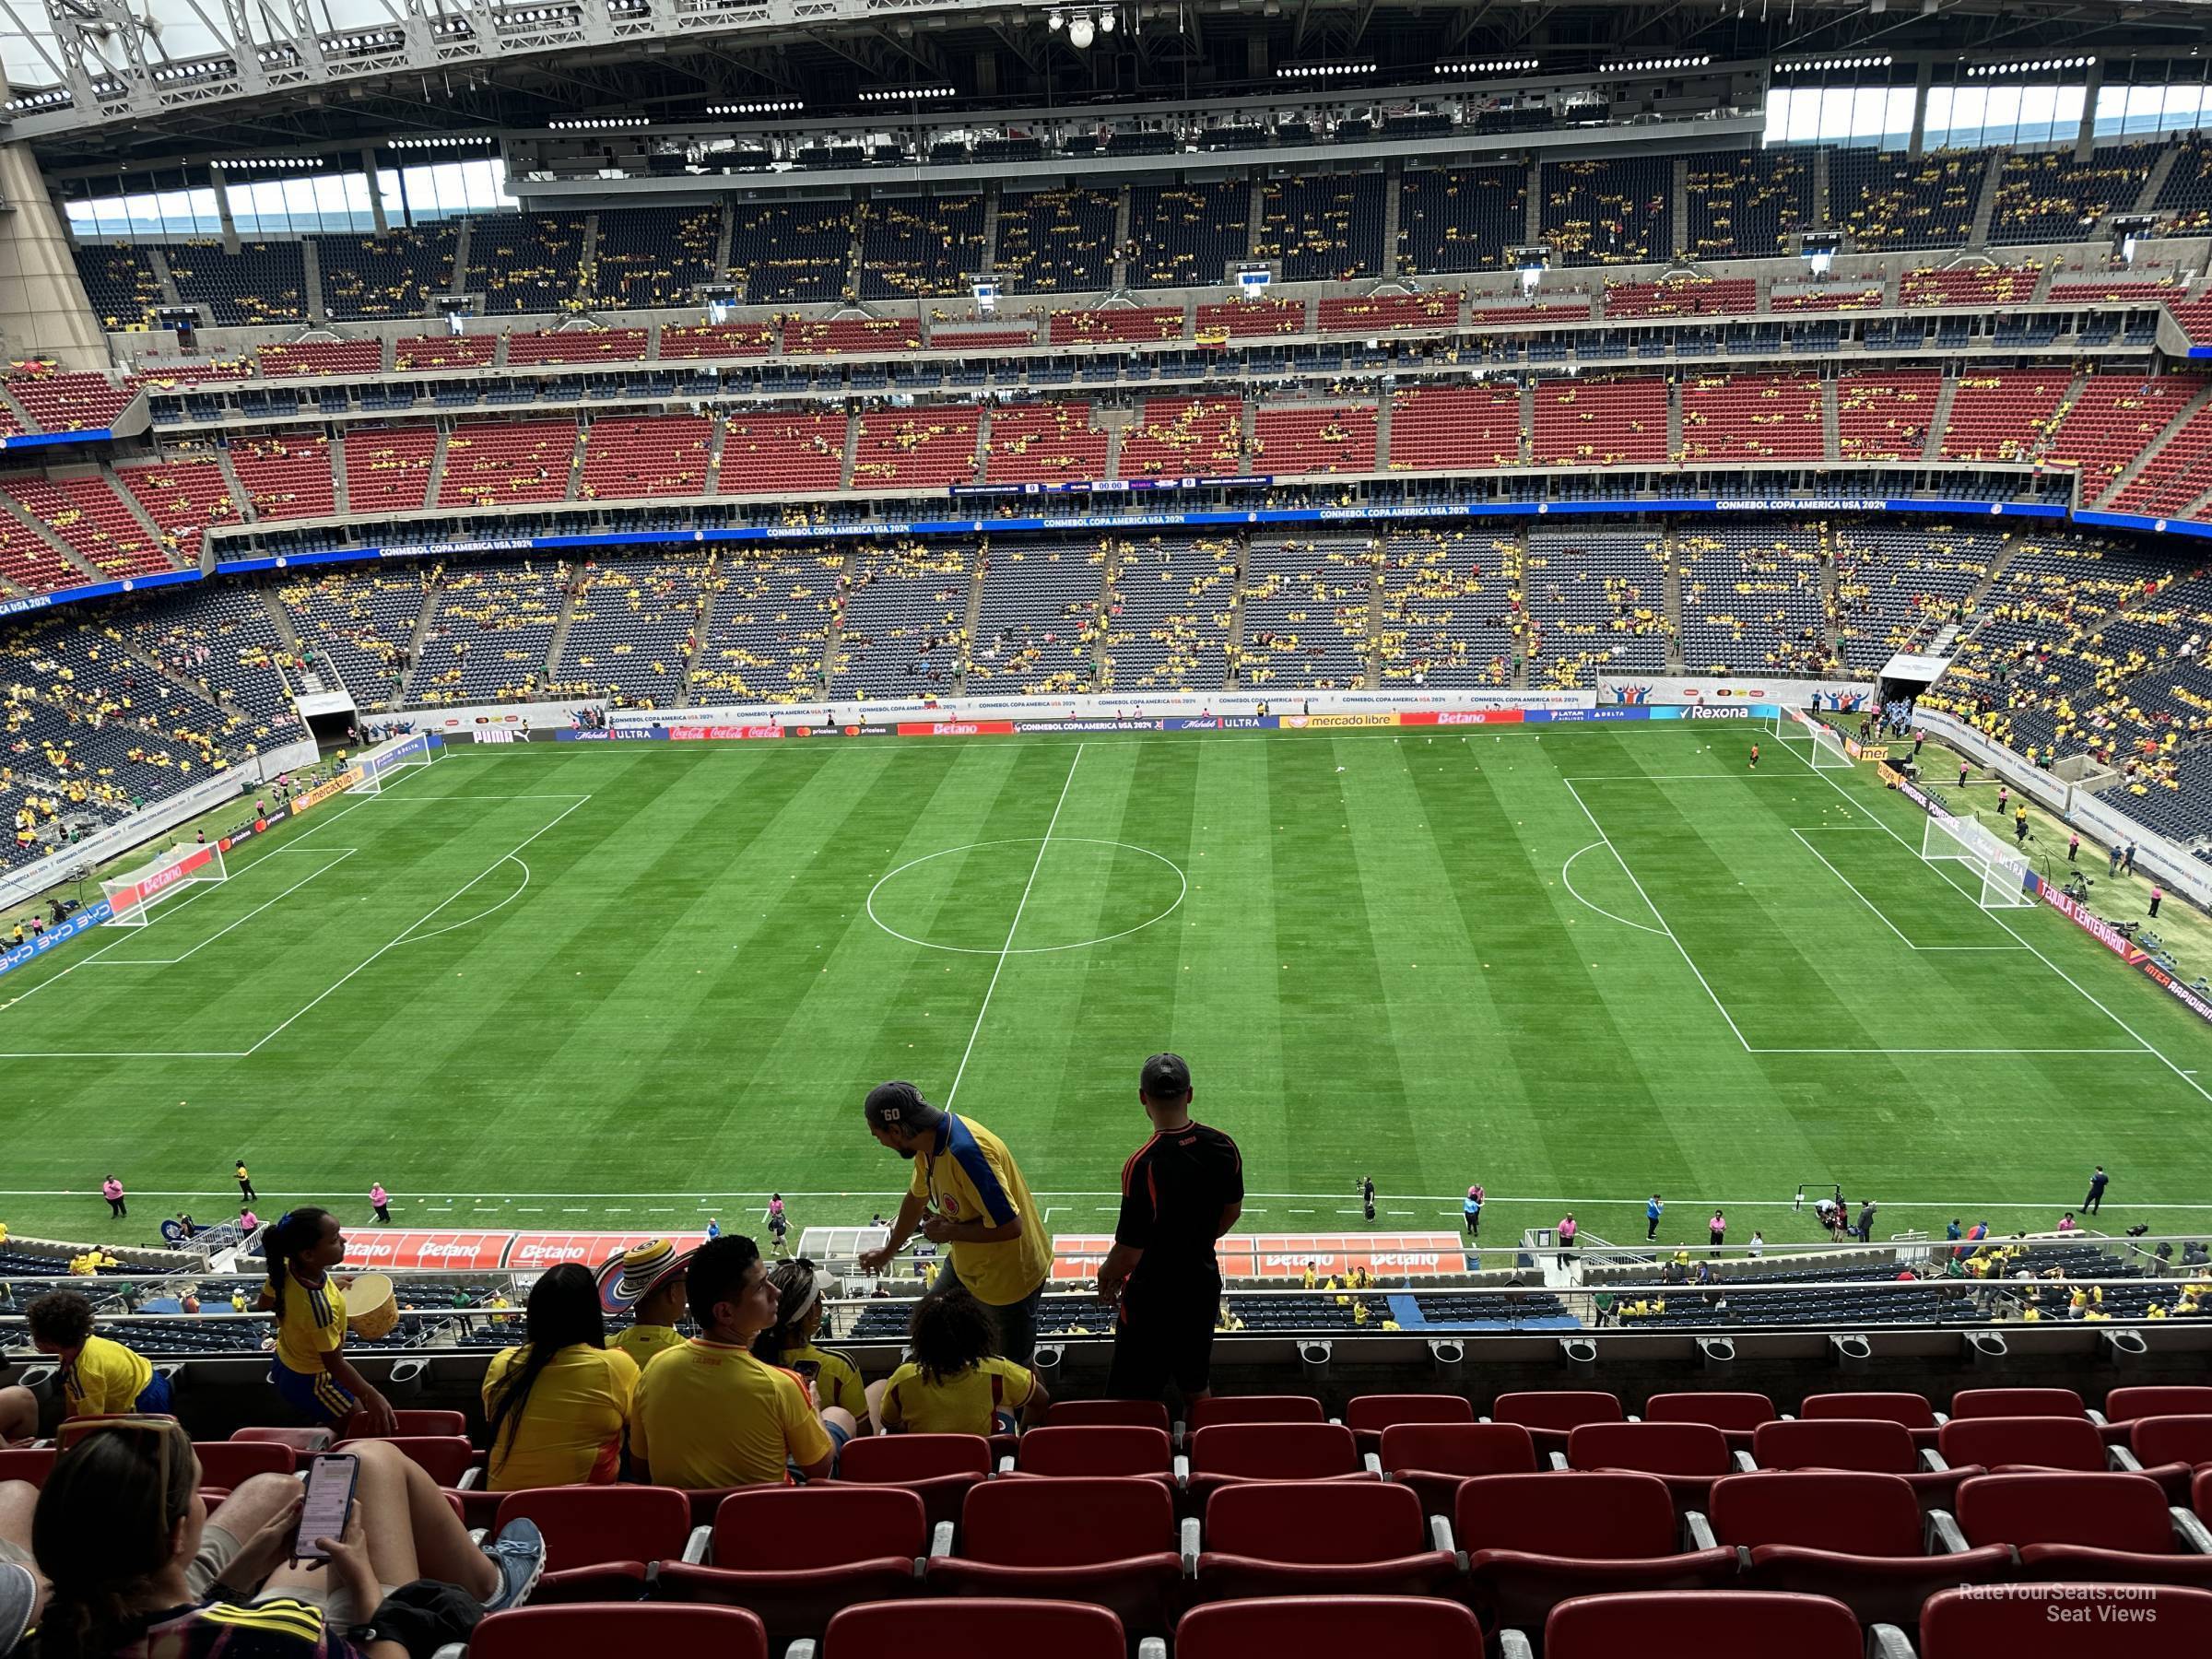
top-left (255, 1206), bottom-right (397, 1436)
top-left (100, 1177), bottom-right (125, 1219)
top-left (370, 1183), bottom-right (391, 1224)
top-left (1557, 1213), bottom-right (1579, 1257)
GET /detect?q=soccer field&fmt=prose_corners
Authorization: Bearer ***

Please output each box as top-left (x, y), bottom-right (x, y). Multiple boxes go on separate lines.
top-left (4, 724), bottom-right (2207, 1253)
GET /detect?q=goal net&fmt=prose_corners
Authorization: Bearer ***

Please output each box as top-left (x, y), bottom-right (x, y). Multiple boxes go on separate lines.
top-left (1776, 709), bottom-right (1853, 770)
top-left (102, 841), bottom-right (227, 927)
top-left (1922, 810), bottom-right (2035, 910)
top-left (349, 733), bottom-right (441, 795)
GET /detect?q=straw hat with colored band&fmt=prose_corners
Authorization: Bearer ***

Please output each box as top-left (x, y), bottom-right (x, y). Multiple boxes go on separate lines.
top-left (594, 1239), bottom-right (695, 1314)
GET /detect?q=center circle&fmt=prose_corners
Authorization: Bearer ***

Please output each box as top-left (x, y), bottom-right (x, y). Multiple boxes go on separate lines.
top-left (866, 837), bottom-right (1188, 956)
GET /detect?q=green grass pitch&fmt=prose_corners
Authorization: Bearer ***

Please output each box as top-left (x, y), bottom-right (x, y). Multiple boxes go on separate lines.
top-left (3, 724), bottom-right (2206, 1254)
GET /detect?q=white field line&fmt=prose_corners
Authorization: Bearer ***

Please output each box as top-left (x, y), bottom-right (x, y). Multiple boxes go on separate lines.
top-left (1787, 828), bottom-right (2020, 953)
top-left (942, 741), bottom-right (1085, 1109)
top-left (1560, 775), bottom-right (1753, 1052)
top-left (1559, 841), bottom-right (1666, 935)
top-left (96, 848), bottom-right (359, 966)
top-left (241, 797), bottom-right (587, 1056)
top-left (1779, 742), bottom-right (2204, 1101)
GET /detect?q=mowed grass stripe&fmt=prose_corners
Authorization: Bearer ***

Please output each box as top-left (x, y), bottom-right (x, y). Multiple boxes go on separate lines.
top-left (1266, 735), bottom-right (1421, 1191)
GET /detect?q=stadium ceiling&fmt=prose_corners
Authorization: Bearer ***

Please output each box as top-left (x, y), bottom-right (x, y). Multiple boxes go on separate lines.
top-left (5, 0), bottom-right (2210, 168)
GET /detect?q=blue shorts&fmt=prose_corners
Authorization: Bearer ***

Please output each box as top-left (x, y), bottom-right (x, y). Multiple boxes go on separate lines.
top-left (269, 1358), bottom-right (358, 1427)
top-left (135, 1371), bottom-right (173, 1415)
top-left (794, 1418), bottom-right (853, 1482)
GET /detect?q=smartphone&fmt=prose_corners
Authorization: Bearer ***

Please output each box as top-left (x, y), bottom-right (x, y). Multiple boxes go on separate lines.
top-left (293, 1453), bottom-right (359, 1562)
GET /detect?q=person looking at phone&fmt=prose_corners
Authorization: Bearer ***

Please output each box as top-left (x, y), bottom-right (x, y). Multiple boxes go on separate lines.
top-left (10, 1421), bottom-right (545, 1658)
top-left (752, 1258), bottom-right (868, 1432)
top-left (255, 1208), bottom-right (397, 1437)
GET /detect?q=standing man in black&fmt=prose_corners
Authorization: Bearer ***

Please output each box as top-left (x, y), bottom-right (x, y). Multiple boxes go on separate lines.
top-left (1097, 1053), bottom-right (1244, 1405)
top-left (1360, 1174), bottom-right (1376, 1222)
top-left (2084, 1165), bottom-right (2110, 1216)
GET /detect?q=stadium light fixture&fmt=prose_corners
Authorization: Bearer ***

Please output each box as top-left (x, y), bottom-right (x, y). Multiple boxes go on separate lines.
top-left (387, 135), bottom-right (494, 148)
top-left (1606, 55), bottom-right (1712, 74)
top-left (1277, 62), bottom-right (1379, 79)
top-left (707, 100), bottom-right (805, 115)
top-left (858, 86), bottom-right (956, 102)
top-left (1434, 59), bottom-right (1539, 76)
top-left (4, 88), bottom-right (75, 112)
top-left (547, 115), bottom-right (651, 129)
top-left (1965, 55), bottom-right (2097, 77)
top-left (1068, 15), bottom-right (1094, 48)
top-left (1776, 55), bottom-right (1893, 75)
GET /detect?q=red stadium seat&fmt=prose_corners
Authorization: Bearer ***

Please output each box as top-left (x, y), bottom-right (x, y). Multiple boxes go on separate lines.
top-left (1194, 1479), bottom-right (1458, 1601)
top-left (492, 1485), bottom-right (690, 1602)
top-left (818, 1598), bottom-right (1126, 1659)
top-left (229, 1426), bottom-right (334, 1463)
top-left (1185, 1394), bottom-right (1326, 1430)
top-left (1956, 1471), bottom-right (2212, 1585)
top-left (1344, 1394), bottom-right (1475, 1457)
top-left (1457, 1471), bottom-right (1735, 1631)
top-left (656, 1485), bottom-right (924, 1647)
top-left (2109, 1389), bottom-right (2212, 1434)
top-left (465, 1603), bottom-right (766, 1659)
top-left (1751, 1418), bottom-right (1981, 1508)
top-left (1937, 1416), bottom-right (2111, 1474)
top-left (836, 1432), bottom-right (990, 1530)
top-left (1490, 1391), bottom-right (1625, 1457)
top-left (1800, 1391), bottom-right (1942, 1450)
top-left (190, 1441), bottom-right (298, 1488)
top-left (1709, 1469), bottom-right (2011, 1623)
top-left (1008, 1425), bottom-right (1174, 1479)
top-left (387, 1409), bottom-right (469, 1439)
top-left (1539, 1589), bottom-right (1864, 1659)
top-left (1175, 1595), bottom-right (1482, 1659)
top-left (1184, 1422), bottom-right (1370, 1500)
top-left (2136, 1418), bottom-right (2212, 1476)
top-left (1643, 1391), bottom-right (1778, 1453)
top-left (0, 1450), bottom-right (53, 1487)
top-left (1044, 1399), bottom-right (1171, 1433)
top-left (1950, 1387), bottom-right (2088, 1421)
top-left (1919, 1583), bottom-right (2212, 1659)
top-left (2198, 1467), bottom-right (2212, 1524)
top-left (334, 1435), bottom-right (477, 1487)
top-left (925, 1476), bottom-right (1183, 1637)
top-left (1567, 1421), bottom-right (1733, 1510)
top-left (1382, 1421), bottom-right (1540, 1516)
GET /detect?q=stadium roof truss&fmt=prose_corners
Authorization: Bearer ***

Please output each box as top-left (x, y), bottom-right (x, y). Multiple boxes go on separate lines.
top-left (9, 0), bottom-right (2212, 156)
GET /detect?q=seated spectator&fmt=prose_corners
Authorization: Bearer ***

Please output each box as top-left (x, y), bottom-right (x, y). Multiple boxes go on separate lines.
top-left (594, 1240), bottom-right (692, 1370)
top-left (481, 1264), bottom-right (639, 1492)
top-left (868, 1285), bottom-right (1050, 1437)
top-left (0, 1291), bottom-right (168, 1442)
top-left (10, 1420), bottom-right (544, 1659)
top-left (753, 1258), bottom-right (868, 1432)
top-left (630, 1235), bottom-right (854, 1488)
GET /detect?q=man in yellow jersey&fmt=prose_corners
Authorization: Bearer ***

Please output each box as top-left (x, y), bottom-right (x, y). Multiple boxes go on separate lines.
top-left (630, 1235), bottom-right (855, 1488)
top-left (854, 1081), bottom-right (1053, 1367)
top-left (0, 1291), bottom-right (171, 1441)
top-left (594, 1238), bottom-right (695, 1368)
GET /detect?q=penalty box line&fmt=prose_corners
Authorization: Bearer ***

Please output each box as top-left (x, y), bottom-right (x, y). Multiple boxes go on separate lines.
top-left (1561, 778), bottom-right (2147, 1060)
top-left (0, 790), bottom-right (591, 1062)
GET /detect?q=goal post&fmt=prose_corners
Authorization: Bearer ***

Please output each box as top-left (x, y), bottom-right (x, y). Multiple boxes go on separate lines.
top-left (347, 732), bottom-right (441, 796)
top-left (1921, 810), bottom-right (2036, 910)
top-left (102, 841), bottom-right (228, 927)
top-left (1776, 708), bottom-right (1853, 770)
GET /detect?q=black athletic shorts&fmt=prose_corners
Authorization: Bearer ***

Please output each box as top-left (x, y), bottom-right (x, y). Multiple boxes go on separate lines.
top-left (1108, 1277), bottom-right (1221, 1401)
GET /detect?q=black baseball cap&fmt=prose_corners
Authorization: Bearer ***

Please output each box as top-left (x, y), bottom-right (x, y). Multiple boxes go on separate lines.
top-left (1140, 1052), bottom-right (1192, 1100)
top-left (865, 1080), bottom-right (930, 1128)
